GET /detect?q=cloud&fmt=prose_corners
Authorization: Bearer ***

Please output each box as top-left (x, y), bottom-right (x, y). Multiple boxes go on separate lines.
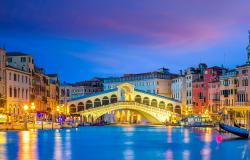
top-left (1, 0), bottom-right (250, 49)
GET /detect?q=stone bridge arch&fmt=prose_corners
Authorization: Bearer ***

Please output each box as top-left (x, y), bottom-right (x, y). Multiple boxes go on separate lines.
top-left (78, 102), bottom-right (175, 124)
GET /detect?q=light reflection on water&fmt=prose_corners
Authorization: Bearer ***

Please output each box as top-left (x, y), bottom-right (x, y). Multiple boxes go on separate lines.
top-left (0, 132), bottom-right (6, 160)
top-left (0, 126), bottom-right (249, 160)
top-left (18, 130), bottom-right (38, 160)
top-left (54, 130), bottom-right (62, 160)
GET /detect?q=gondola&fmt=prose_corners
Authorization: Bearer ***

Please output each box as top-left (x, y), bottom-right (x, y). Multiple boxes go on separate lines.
top-left (219, 123), bottom-right (249, 139)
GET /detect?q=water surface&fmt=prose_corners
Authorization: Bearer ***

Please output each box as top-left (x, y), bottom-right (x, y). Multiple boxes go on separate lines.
top-left (0, 126), bottom-right (249, 160)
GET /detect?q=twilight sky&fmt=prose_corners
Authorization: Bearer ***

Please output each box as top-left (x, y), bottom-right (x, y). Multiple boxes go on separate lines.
top-left (1, 0), bottom-right (250, 82)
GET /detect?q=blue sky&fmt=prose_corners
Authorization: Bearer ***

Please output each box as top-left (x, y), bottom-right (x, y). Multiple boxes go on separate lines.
top-left (1, 0), bottom-right (250, 82)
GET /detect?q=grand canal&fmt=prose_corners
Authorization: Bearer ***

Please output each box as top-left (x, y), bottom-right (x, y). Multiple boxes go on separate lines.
top-left (0, 126), bottom-right (249, 160)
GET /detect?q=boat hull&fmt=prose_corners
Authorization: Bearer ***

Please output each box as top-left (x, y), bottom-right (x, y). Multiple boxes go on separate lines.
top-left (219, 123), bottom-right (249, 138)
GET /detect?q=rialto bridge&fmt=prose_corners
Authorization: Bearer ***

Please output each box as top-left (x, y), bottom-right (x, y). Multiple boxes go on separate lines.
top-left (66, 83), bottom-right (182, 124)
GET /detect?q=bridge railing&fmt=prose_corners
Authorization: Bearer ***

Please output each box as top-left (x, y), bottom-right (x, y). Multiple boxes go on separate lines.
top-left (76, 101), bottom-right (179, 116)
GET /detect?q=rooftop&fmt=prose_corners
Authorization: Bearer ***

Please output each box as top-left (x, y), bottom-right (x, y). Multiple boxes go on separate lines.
top-left (6, 52), bottom-right (31, 56)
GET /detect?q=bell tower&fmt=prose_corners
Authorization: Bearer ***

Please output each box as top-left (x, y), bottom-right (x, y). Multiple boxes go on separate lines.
top-left (247, 30), bottom-right (250, 64)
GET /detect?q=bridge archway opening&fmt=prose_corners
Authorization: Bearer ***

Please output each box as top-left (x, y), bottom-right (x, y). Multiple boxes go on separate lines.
top-left (94, 98), bottom-right (101, 107)
top-left (111, 95), bottom-right (117, 103)
top-left (167, 103), bottom-right (173, 112)
top-left (159, 101), bottom-right (165, 109)
top-left (175, 105), bottom-right (181, 114)
top-left (94, 108), bottom-right (164, 124)
top-left (86, 100), bottom-right (93, 109)
top-left (151, 99), bottom-right (157, 107)
top-left (102, 96), bottom-right (109, 105)
top-left (69, 104), bottom-right (77, 113)
top-left (120, 89), bottom-right (125, 101)
top-left (119, 84), bottom-right (133, 101)
top-left (77, 102), bottom-right (84, 111)
top-left (143, 97), bottom-right (150, 105)
top-left (135, 95), bottom-right (142, 103)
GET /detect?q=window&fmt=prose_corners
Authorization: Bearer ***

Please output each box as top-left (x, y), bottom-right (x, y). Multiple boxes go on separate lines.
top-left (18, 88), bottom-right (20, 98)
top-left (21, 57), bottom-right (26, 62)
top-left (198, 92), bottom-right (204, 99)
top-left (9, 87), bottom-right (12, 97)
top-left (14, 88), bottom-right (17, 97)
top-left (242, 69), bottom-right (248, 75)
top-left (7, 58), bottom-right (12, 63)
top-left (22, 89), bottom-right (24, 98)
top-left (14, 74), bottom-right (17, 81)
top-left (243, 79), bottom-right (248, 86)
top-left (26, 89), bottom-right (28, 99)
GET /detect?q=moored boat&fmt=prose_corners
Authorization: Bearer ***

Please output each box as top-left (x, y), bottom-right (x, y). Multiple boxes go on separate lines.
top-left (219, 123), bottom-right (249, 138)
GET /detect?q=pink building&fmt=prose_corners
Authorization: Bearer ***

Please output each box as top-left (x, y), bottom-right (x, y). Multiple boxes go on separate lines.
top-left (208, 81), bottom-right (220, 115)
top-left (192, 66), bottom-right (225, 114)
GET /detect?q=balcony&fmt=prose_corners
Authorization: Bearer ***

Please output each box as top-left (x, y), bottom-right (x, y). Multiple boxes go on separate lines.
top-left (235, 102), bottom-right (250, 106)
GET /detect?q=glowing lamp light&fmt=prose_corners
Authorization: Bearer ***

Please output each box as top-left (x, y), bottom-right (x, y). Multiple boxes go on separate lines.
top-left (30, 102), bottom-right (35, 110)
top-left (24, 105), bottom-right (29, 111)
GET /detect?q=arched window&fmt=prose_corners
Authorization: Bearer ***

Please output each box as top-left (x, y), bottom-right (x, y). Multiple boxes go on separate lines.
top-left (159, 101), bottom-right (165, 109)
top-left (77, 102), bottom-right (84, 111)
top-left (167, 103), bottom-right (173, 112)
top-left (94, 98), bottom-right (101, 107)
top-left (110, 95), bottom-right (117, 103)
top-left (86, 100), bottom-right (93, 109)
top-left (102, 96), bottom-right (109, 105)
top-left (69, 104), bottom-right (76, 113)
top-left (175, 105), bottom-right (181, 114)
top-left (151, 99), bottom-right (157, 107)
top-left (135, 95), bottom-right (142, 103)
top-left (143, 97), bottom-right (150, 105)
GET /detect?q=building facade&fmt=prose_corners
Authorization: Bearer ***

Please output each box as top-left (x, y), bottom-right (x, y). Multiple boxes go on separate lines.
top-left (31, 68), bottom-right (49, 112)
top-left (235, 64), bottom-right (250, 106)
top-left (47, 74), bottom-right (60, 113)
top-left (0, 49), bottom-right (6, 113)
top-left (104, 68), bottom-right (177, 97)
top-left (208, 80), bottom-right (220, 114)
top-left (6, 66), bottom-right (32, 121)
top-left (192, 66), bottom-right (225, 114)
top-left (171, 75), bottom-right (186, 113)
top-left (7, 52), bottom-right (34, 73)
top-left (60, 78), bottom-right (103, 104)
top-left (220, 70), bottom-right (238, 108)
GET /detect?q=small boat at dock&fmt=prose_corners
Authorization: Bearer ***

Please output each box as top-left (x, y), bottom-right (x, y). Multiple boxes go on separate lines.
top-left (219, 123), bottom-right (249, 139)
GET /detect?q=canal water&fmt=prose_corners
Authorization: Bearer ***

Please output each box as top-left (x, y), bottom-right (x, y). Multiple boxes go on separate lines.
top-left (0, 126), bottom-right (249, 160)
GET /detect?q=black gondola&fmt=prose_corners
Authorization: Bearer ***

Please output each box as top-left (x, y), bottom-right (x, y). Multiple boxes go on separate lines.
top-left (219, 123), bottom-right (249, 138)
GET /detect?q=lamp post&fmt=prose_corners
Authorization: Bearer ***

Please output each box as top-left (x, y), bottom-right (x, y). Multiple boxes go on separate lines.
top-left (23, 104), bottom-right (28, 130)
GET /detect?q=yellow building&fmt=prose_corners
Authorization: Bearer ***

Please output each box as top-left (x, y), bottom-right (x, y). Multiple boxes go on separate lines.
top-left (6, 66), bottom-right (32, 121)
